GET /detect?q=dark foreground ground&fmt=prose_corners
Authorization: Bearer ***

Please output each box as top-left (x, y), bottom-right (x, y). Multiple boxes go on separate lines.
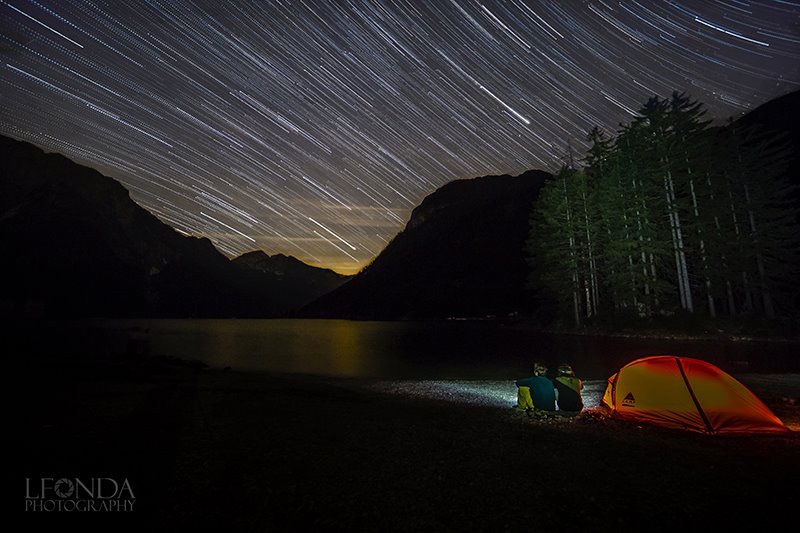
top-left (7, 351), bottom-right (800, 532)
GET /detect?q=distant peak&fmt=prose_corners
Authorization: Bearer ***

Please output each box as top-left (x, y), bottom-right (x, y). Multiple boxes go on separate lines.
top-left (235, 250), bottom-right (270, 260)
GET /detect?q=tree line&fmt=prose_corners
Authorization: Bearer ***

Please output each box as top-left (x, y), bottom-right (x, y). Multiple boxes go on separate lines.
top-left (527, 92), bottom-right (799, 327)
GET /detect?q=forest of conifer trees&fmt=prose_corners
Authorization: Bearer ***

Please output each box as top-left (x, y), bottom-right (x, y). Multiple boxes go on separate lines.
top-left (527, 92), bottom-right (799, 327)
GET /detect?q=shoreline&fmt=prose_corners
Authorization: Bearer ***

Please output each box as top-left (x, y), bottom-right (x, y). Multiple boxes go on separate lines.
top-left (533, 326), bottom-right (800, 344)
top-left (5, 314), bottom-right (800, 346)
top-left (485, 316), bottom-right (800, 343)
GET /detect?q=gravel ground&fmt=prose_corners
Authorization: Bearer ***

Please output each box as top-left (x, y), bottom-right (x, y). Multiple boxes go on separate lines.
top-left (367, 379), bottom-right (608, 408)
top-left (367, 374), bottom-right (800, 428)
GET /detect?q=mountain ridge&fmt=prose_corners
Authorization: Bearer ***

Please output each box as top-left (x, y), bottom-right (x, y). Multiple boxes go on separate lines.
top-left (0, 134), bottom-right (348, 318)
top-left (300, 169), bottom-right (552, 320)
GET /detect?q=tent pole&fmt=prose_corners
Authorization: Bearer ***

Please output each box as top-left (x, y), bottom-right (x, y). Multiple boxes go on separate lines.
top-left (675, 357), bottom-right (714, 433)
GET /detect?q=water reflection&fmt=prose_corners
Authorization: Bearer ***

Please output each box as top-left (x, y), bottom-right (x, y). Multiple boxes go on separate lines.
top-left (9, 318), bottom-right (800, 380)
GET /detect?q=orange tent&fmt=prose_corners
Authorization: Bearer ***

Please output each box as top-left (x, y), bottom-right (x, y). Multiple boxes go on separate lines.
top-left (601, 355), bottom-right (788, 434)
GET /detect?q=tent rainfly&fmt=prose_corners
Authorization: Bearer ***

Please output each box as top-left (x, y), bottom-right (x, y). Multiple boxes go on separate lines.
top-left (601, 355), bottom-right (788, 434)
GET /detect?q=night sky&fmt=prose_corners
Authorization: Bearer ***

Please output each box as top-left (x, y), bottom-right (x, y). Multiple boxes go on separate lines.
top-left (1, 1), bottom-right (798, 274)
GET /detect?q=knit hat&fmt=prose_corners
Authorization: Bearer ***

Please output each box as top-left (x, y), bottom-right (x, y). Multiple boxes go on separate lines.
top-left (557, 364), bottom-right (575, 376)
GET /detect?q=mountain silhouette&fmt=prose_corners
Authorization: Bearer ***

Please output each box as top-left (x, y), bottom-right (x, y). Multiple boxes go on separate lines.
top-left (729, 88), bottom-right (800, 210)
top-left (299, 170), bottom-right (551, 319)
top-left (232, 251), bottom-right (351, 310)
top-left (0, 135), bottom-right (348, 318)
top-left (732, 88), bottom-right (800, 145)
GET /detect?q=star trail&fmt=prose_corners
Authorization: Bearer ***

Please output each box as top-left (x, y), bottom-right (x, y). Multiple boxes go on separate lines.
top-left (1, 1), bottom-right (798, 274)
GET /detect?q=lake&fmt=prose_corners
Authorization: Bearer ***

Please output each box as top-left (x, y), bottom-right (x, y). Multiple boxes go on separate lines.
top-left (11, 318), bottom-right (800, 380)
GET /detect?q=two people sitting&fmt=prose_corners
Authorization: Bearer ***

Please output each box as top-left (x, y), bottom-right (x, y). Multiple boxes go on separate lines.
top-left (514, 362), bottom-right (584, 417)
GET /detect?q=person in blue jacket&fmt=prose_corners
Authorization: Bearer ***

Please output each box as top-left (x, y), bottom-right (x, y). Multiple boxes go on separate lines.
top-left (514, 361), bottom-right (556, 417)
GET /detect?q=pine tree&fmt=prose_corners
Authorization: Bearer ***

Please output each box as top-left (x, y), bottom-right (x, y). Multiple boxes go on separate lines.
top-left (667, 92), bottom-right (716, 316)
top-left (528, 166), bottom-right (584, 325)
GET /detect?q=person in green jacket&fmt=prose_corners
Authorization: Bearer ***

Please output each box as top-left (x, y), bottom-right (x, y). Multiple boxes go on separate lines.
top-left (553, 363), bottom-right (584, 412)
top-left (514, 362), bottom-right (556, 417)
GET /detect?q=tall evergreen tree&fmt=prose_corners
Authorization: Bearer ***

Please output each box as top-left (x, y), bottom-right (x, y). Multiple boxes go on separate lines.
top-left (667, 92), bottom-right (717, 316)
top-left (528, 165), bottom-right (584, 325)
